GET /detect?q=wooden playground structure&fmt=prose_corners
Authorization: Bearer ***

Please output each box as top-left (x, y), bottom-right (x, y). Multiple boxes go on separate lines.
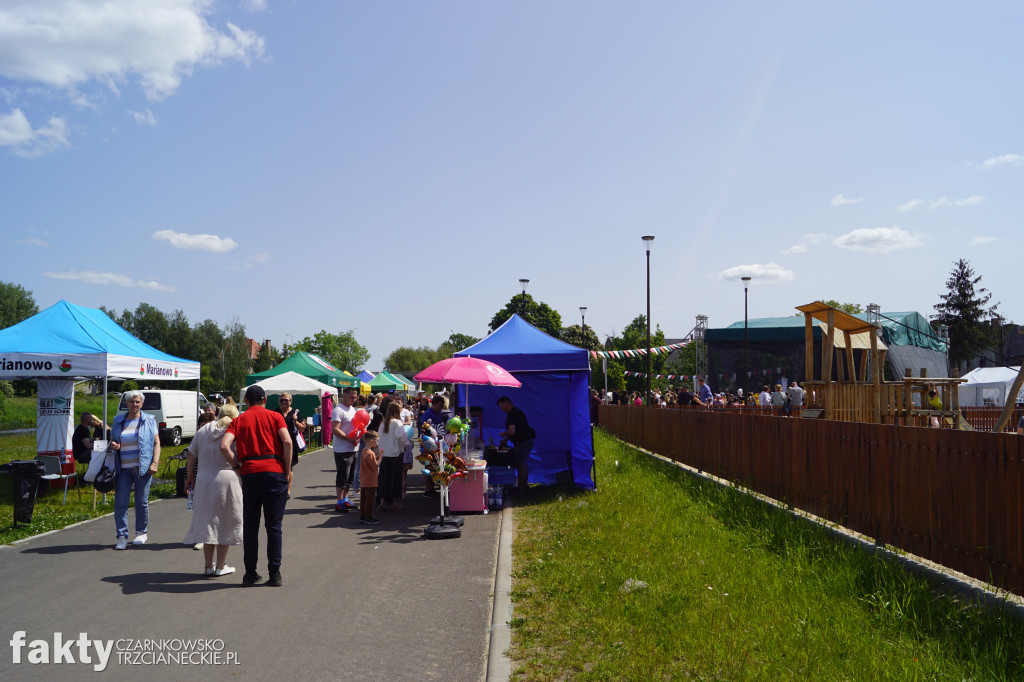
top-left (796, 301), bottom-right (970, 428)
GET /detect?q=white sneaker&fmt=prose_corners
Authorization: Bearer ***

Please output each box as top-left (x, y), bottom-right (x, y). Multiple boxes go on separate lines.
top-left (114, 536), bottom-right (128, 550)
top-left (214, 565), bottom-right (236, 577)
top-left (132, 533), bottom-right (148, 546)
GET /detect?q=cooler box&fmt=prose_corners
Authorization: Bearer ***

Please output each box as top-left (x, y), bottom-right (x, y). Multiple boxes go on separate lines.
top-left (448, 466), bottom-right (487, 513)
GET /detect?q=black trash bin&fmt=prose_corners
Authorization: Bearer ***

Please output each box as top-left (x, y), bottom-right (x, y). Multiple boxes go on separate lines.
top-left (2, 460), bottom-right (46, 525)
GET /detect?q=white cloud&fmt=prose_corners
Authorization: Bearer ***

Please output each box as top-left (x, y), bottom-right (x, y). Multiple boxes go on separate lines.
top-left (831, 194), bottom-right (863, 207)
top-left (897, 195), bottom-right (984, 212)
top-left (969, 236), bottom-right (1002, 246)
top-left (43, 269), bottom-right (174, 291)
top-left (152, 229), bottom-right (237, 252)
top-left (896, 199), bottom-right (927, 213)
top-left (716, 262), bottom-right (795, 283)
top-left (832, 226), bottom-right (923, 253)
top-left (978, 153), bottom-right (1024, 169)
top-left (0, 108), bottom-right (70, 156)
top-left (13, 237), bottom-right (49, 247)
top-left (241, 0), bottom-right (267, 9)
top-left (128, 108), bottom-right (156, 125)
top-left (782, 232), bottom-right (829, 255)
top-left (0, 0), bottom-right (265, 101)
top-left (252, 251), bottom-right (271, 263)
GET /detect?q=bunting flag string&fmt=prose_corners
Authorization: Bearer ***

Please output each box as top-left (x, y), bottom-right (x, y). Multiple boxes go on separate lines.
top-left (623, 367), bottom-right (787, 381)
top-left (591, 341), bottom-right (690, 360)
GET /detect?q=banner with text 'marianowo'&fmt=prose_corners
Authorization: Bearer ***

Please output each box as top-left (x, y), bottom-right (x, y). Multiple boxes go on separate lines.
top-left (0, 353), bottom-right (200, 380)
top-left (37, 379), bottom-right (74, 457)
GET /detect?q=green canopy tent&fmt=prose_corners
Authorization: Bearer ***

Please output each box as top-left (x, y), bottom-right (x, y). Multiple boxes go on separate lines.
top-left (393, 373), bottom-right (418, 390)
top-left (246, 351), bottom-right (358, 388)
top-left (245, 352), bottom-right (357, 428)
top-left (367, 372), bottom-right (402, 392)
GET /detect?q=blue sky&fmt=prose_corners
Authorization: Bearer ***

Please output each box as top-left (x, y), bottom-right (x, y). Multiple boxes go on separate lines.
top-left (2, 1), bottom-right (1021, 368)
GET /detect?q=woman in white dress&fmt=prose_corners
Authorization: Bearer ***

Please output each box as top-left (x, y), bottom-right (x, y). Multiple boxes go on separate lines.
top-left (184, 404), bottom-right (243, 577)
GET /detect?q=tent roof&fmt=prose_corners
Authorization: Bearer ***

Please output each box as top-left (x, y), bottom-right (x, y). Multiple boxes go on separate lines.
top-left (455, 314), bottom-right (590, 371)
top-left (246, 351), bottom-right (357, 387)
top-left (246, 371), bottom-right (338, 398)
top-left (0, 299), bottom-right (199, 380)
top-left (368, 372), bottom-right (401, 390)
top-left (961, 366), bottom-right (1022, 384)
top-left (356, 370), bottom-right (375, 383)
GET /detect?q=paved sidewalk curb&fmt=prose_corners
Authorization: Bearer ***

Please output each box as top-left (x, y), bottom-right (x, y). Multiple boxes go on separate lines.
top-left (486, 505), bottom-right (515, 681)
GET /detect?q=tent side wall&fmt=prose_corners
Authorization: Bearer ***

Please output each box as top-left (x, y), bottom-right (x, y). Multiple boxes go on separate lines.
top-left (460, 370), bottom-right (595, 489)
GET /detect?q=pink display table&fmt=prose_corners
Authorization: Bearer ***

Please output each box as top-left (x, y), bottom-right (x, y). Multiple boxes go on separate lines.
top-left (448, 466), bottom-right (488, 513)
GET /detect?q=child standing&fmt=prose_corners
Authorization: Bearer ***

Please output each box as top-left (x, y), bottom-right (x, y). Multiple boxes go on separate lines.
top-left (359, 431), bottom-right (381, 525)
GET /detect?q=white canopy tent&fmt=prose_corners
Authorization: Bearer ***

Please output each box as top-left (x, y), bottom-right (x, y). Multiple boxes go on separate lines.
top-left (241, 371), bottom-right (338, 403)
top-left (958, 367), bottom-right (1024, 407)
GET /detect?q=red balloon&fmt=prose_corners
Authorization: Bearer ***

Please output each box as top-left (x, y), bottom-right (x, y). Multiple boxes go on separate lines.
top-left (353, 409), bottom-right (370, 429)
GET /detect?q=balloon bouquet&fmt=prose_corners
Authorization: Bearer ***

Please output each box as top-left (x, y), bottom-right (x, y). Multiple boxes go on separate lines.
top-left (417, 416), bottom-right (471, 538)
top-left (348, 408), bottom-right (370, 441)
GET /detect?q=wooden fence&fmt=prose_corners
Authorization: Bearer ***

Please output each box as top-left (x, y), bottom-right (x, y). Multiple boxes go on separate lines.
top-left (600, 405), bottom-right (1024, 594)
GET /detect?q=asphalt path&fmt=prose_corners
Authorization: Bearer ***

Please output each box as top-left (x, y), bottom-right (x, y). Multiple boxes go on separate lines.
top-left (0, 446), bottom-right (503, 681)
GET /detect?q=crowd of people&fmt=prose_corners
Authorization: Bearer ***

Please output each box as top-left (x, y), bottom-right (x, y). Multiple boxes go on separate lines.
top-left (592, 377), bottom-right (808, 415)
top-left (99, 384), bottom-right (488, 586)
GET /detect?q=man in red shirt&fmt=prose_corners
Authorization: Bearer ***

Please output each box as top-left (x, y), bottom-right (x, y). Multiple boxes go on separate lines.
top-left (221, 384), bottom-right (292, 587)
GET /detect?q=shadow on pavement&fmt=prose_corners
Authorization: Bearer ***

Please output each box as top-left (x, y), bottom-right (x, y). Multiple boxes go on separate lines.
top-left (101, 571), bottom-right (239, 595)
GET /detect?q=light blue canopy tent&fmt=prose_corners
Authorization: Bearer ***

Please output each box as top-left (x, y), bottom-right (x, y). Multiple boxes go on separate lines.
top-left (0, 299), bottom-right (201, 426)
top-left (455, 314), bottom-right (595, 489)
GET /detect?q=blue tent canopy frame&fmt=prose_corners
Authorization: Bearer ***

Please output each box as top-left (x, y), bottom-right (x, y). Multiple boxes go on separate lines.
top-left (455, 314), bottom-right (595, 489)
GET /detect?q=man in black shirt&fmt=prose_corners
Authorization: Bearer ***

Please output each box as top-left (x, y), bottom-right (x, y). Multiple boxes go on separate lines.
top-left (498, 396), bottom-right (535, 493)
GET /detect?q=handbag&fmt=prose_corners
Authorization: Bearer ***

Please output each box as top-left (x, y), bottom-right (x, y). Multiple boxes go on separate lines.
top-left (92, 449), bottom-right (118, 493)
top-left (295, 431), bottom-right (307, 453)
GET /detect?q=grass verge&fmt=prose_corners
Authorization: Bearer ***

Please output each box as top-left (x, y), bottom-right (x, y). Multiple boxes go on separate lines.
top-left (0, 394), bottom-right (122, 431)
top-left (508, 428), bottom-right (1024, 681)
top-left (0, 432), bottom-right (186, 544)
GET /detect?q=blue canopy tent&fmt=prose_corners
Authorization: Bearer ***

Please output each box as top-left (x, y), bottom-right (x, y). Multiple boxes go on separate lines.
top-left (455, 314), bottom-right (595, 489)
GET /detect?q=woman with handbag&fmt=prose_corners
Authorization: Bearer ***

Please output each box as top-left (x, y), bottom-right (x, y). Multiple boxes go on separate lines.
top-left (277, 393), bottom-right (306, 499)
top-left (110, 390), bottom-right (160, 550)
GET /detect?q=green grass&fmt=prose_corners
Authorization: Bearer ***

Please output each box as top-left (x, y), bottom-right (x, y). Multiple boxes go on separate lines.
top-left (508, 428), bottom-right (1024, 681)
top-left (0, 393), bottom-right (122, 431)
top-left (0, 432), bottom-right (188, 544)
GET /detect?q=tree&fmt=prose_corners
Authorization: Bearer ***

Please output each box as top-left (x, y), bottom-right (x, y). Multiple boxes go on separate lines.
top-left (0, 281), bottom-right (38, 329)
top-left (251, 342), bottom-right (282, 373)
top-left (605, 315), bottom-right (667, 393)
top-left (560, 324), bottom-right (601, 351)
top-left (489, 294), bottom-right (562, 339)
top-left (446, 332), bottom-right (480, 351)
top-left (220, 321), bottom-right (251, 395)
top-left (384, 345), bottom-right (449, 375)
top-left (286, 330), bottom-right (369, 373)
top-left (932, 259), bottom-right (1000, 372)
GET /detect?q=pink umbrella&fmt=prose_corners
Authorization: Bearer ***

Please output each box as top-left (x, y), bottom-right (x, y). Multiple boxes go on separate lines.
top-left (415, 356), bottom-right (520, 533)
top-left (414, 356), bottom-right (521, 387)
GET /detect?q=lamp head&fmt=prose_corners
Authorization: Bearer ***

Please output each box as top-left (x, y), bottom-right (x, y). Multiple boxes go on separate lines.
top-left (519, 278), bottom-right (529, 293)
top-left (641, 235), bottom-right (655, 254)
top-left (741, 276), bottom-right (751, 290)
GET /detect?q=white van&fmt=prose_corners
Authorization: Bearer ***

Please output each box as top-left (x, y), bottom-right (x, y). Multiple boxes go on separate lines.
top-left (116, 390), bottom-right (208, 446)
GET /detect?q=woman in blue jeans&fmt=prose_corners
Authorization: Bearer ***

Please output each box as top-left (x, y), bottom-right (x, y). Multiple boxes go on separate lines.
top-left (110, 390), bottom-right (160, 550)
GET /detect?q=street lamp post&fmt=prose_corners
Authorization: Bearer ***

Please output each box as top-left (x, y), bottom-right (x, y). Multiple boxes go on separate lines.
top-left (579, 306), bottom-right (587, 338)
top-left (519, 278), bottom-right (530, 316)
top-left (642, 236), bottom-right (655, 406)
top-left (742, 276), bottom-right (751, 399)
